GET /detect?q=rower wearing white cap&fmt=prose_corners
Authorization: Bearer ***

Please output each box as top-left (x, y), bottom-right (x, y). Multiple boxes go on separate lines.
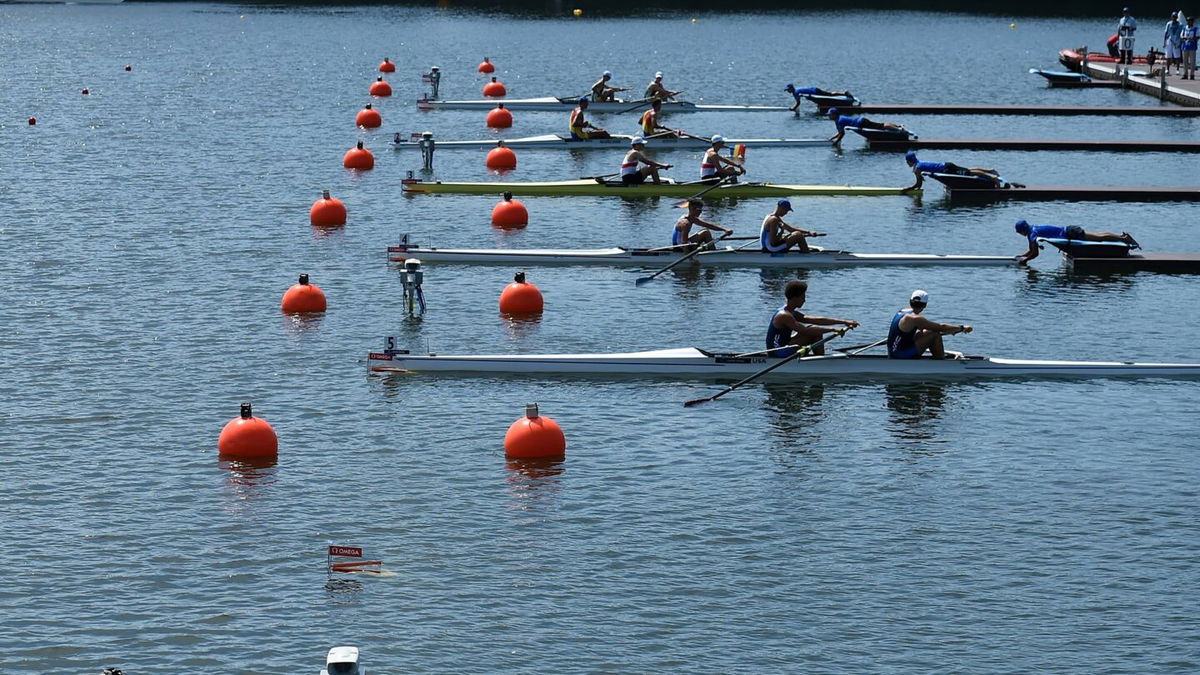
top-left (701, 135), bottom-right (746, 182)
top-left (760, 199), bottom-right (819, 253)
top-left (887, 290), bottom-right (972, 360)
top-left (619, 137), bottom-right (671, 185)
top-left (591, 71), bottom-right (628, 102)
top-left (645, 72), bottom-right (680, 101)
top-left (569, 97), bottom-right (610, 140)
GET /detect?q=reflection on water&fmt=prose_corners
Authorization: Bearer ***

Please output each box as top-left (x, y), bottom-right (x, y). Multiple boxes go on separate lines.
top-left (758, 267), bottom-right (811, 302)
top-left (500, 313), bottom-right (543, 339)
top-left (323, 576), bottom-right (364, 604)
top-left (667, 264), bottom-right (721, 295)
top-left (1016, 265), bottom-right (1137, 300)
top-left (505, 459), bottom-right (564, 525)
top-left (762, 381), bottom-right (826, 442)
top-left (884, 381), bottom-right (952, 448)
top-left (218, 458), bottom-right (278, 514)
top-left (282, 312), bottom-right (323, 334)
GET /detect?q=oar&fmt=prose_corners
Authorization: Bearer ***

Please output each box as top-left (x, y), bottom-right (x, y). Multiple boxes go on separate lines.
top-left (582, 171), bottom-right (620, 181)
top-left (684, 328), bottom-right (849, 407)
top-left (618, 98), bottom-right (655, 114)
top-left (635, 231), bottom-right (732, 286)
top-left (671, 175), bottom-right (737, 208)
top-left (846, 338), bottom-right (887, 355)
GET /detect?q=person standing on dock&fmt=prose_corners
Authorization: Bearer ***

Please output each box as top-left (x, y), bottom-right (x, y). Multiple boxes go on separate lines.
top-left (1013, 219), bottom-right (1139, 264)
top-left (766, 280), bottom-right (859, 357)
top-left (887, 290), bottom-right (972, 360)
top-left (672, 199), bottom-right (732, 250)
top-left (1165, 12), bottom-right (1184, 75)
top-left (569, 97), bottom-right (611, 140)
top-left (1182, 16), bottom-right (1198, 79)
top-left (825, 107), bottom-right (905, 144)
top-left (1118, 7), bottom-right (1138, 65)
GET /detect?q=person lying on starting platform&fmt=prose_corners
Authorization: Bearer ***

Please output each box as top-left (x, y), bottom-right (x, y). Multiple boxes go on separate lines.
top-left (700, 135), bottom-right (746, 182)
top-left (618, 137), bottom-right (672, 185)
top-left (1013, 219), bottom-right (1140, 264)
top-left (901, 151), bottom-right (1018, 191)
top-left (672, 199), bottom-right (732, 250)
top-left (760, 199), bottom-right (820, 254)
top-left (784, 83), bottom-right (854, 112)
top-left (766, 280), bottom-right (859, 357)
top-left (887, 290), bottom-right (972, 360)
top-left (826, 107), bottom-right (905, 144)
top-left (645, 72), bottom-right (681, 101)
top-left (569, 97), bottom-right (611, 140)
top-left (639, 100), bottom-right (676, 138)
top-left (591, 71), bottom-right (629, 102)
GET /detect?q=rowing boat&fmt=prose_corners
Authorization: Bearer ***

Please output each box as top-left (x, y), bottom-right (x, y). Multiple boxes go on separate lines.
top-left (400, 178), bottom-right (915, 198)
top-left (393, 132), bottom-right (828, 150)
top-left (416, 96), bottom-right (790, 113)
top-left (366, 347), bottom-right (1200, 379)
top-left (386, 241), bottom-right (1017, 267)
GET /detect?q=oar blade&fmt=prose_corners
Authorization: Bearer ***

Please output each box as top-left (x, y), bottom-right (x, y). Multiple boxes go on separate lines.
top-left (683, 396), bottom-right (713, 408)
top-left (634, 276), bottom-right (655, 286)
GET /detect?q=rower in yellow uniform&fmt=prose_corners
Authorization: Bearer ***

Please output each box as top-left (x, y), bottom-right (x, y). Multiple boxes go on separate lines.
top-left (569, 97), bottom-right (611, 140)
top-left (700, 135), bottom-right (745, 182)
top-left (638, 100), bottom-right (676, 138)
top-left (591, 71), bottom-right (629, 102)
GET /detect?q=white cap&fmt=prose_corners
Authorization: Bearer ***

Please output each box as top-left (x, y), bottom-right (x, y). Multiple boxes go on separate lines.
top-left (911, 289), bottom-right (929, 304)
top-left (654, 71), bottom-right (664, 79)
top-left (603, 70), bottom-right (612, 77)
top-left (711, 134), bottom-right (725, 144)
top-left (631, 136), bottom-right (646, 146)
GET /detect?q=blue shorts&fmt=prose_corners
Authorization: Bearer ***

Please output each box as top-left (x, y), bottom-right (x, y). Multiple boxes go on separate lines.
top-left (890, 346), bottom-right (921, 359)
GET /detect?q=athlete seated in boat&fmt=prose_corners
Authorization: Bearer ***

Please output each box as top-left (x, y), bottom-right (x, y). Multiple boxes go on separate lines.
top-left (639, 100), bottom-right (676, 138)
top-left (701, 136), bottom-right (746, 183)
top-left (591, 70), bottom-right (629, 102)
top-left (619, 137), bottom-right (671, 185)
top-left (826, 107), bottom-right (905, 144)
top-left (672, 199), bottom-right (731, 250)
top-left (569, 97), bottom-right (611, 140)
top-left (784, 83), bottom-right (854, 112)
top-left (887, 290), bottom-right (972, 360)
top-left (1013, 219), bottom-right (1140, 264)
top-left (901, 151), bottom-right (1010, 191)
top-left (645, 72), bottom-right (680, 101)
top-left (766, 280), bottom-right (859, 357)
top-left (760, 199), bottom-right (820, 254)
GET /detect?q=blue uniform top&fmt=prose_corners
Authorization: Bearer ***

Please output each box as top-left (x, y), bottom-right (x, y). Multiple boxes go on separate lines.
top-left (914, 160), bottom-right (947, 174)
top-left (765, 305), bottom-right (803, 357)
top-left (835, 115), bottom-right (864, 132)
top-left (1026, 224), bottom-right (1067, 243)
top-left (887, 309), bottom-right (919, 359)
top-left (790, 86), bottom-right (821, 100)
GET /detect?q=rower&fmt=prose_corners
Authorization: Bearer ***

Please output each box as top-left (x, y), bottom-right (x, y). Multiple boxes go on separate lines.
top-left (569, 97), bottom-right (611, 140)
top-left (672, 198), bottom-right (732, 250)
top-left (902, 151), bottom-right (1010, 192)
top-left (887, 289), bottom-right (972, 360)
top-left (619, 137), bottom-right (671, 185)
top-left (1014, 219), bottom-right (1140, 264)
top-left (760, 199), bottom-right (819, 254)
top-left (639, 99), bottom-right (675, 138)
top-left (784, 83), bottom-right (853, 112)
top-left (765, 280), bottom-right (859, 357)
top-left (645, 71), bottom-right (680, 101)
top-left (826, 106), bottom-right (905, 144)
top-left (701, 135), bottom-right (746, 182)
top-left (591, 70), bottom-right (628, 102)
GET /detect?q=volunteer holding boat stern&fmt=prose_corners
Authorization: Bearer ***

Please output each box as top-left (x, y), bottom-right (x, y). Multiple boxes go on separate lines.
top-left (784, 83), bottom-right (854, 111)
top-left (766, 281), bottom-right (859, 357)
top-left (888, 290), bottom-right (972, 360)
top-left (1013, 219), bottom-right (1139, 264)
top-left (620, 137), bottom-right (671, 184)
top-left (826, 107), bottom-right (906, 144)
top-left (672, 199), bottom-right (731, 249)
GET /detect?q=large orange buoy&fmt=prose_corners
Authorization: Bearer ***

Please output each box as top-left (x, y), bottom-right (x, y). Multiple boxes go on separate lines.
top-left (379, 57), bottom-right (396, 73)
top-left (491, 191), bottom-right (528, 228)
top-left (499, 271), bottom-right (543, 314)
top-left (482, 77), bottom-right (506, 98)
top-left (369, 76), bottom-right (392, 97)
top-left (218, 403), bottom-right (279, 460)
top-left (485, 142), bottom-right (517, 170)
top-left (477, 57), bottom-right (495, 73)
top-left (343, 141), bottom-right (375, 170)
top-left (281, 274), bottom-right (328, 313)
top-left (310, 190), bottom-right (347, 227)
top-left (486, 103), bottom-right (512, 129)
top-left (356, 103), bottom-right (382, 128)
top-left (504, 403), bottom-right (565, 460)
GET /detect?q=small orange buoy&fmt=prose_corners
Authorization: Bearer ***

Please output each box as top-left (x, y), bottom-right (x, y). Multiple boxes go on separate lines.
top-left (218, 403), bottom-right (279, 460)
top-left (486, 142), bottom-right (517, 170)
top-left (81, 88), bottom-right (89, 95)
top-left (356, 103), bottom-right (382, 128)
top-left (486, 103), bottom-right (513, 129)
top-left (281, 273), bottom-right (327, 313)
top-left (310, 190), bottom-right (347, 227)
top-left (478, 57), bottom-right (495, 73)
top-left (379, 57), bottom-right (396, 73)
top-left (499, 271), bottom-right (543, 314)
top-left (369, 76), bottom-right (392, 97)
top-left (343, 141), bottom-right (375, 170)
top-left (504, 403), bottom-right (565, 460)
top-left (28, 117), bottom-right (36, 125)
top-left (491, 191), bottom-right (528, 228)
top-left (482, 77), bottom-right (506, 98)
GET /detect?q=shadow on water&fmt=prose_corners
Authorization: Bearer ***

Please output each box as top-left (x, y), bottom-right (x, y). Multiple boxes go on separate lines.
top-left (1014, 265), bottom-right (1138, 301)
top-left (883, 381), bottom-right (953, 451)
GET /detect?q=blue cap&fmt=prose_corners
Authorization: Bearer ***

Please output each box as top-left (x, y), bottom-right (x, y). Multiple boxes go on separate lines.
top-left (578, 96), bottom-right (588, 103)
top-left (1015, 219), bottom-right (1030, 234)
top-left (905, 151), bottom-right (918, 163)
top-left (777, 199), bottom-right (793, 212)
top-left (784, 83), bottom-right (795, 91)
top-left (827, 107), bottom-right (840, 117)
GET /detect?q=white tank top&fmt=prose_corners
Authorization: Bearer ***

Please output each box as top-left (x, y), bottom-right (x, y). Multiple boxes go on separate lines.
top-left (621, 150), bottom-right (639, 176)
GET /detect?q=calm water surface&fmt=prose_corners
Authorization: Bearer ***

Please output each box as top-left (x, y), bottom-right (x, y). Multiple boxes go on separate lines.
top-left (1, 4), bottom-right (1199, 673)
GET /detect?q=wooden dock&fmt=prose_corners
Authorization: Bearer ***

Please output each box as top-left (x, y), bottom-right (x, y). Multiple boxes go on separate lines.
top-left (1068, 253), bottom-right (1200, 273)
top-left (820, 103), bottom-right (1200, 116)
top-left (944, 185), bottom-right (1200, 204)
top-left (864, 138), bottom-right (1200, 152)
top-left (1081, 59), bottom-right (1200, 107)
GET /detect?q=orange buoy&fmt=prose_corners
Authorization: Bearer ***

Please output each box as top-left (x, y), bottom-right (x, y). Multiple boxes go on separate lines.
top-left (81, 88), bottom-right (89, 95)
top-left (281, 274), bottom-right (327, 313)
top-left (310, 190), bottom-right (347, 227)
top-left (379, 57), bottom-right (396, 73)
top-left (486, 103), bottom-right (513, 129)
top-left (491, 191), bottom-right (528, 228)
top-left (482, 77), bottom-right (506, 98)
top-left (356, 103), bottom-right (382, 128)
top-left (218, 403), bottom-right (278, 460)
top-left (27, 117), bottom-right (36, 125)
top-left (504, 403), bottom-right (565, 460)
top-left (499, 271), bottom-right (543, 314)
top-left (369, 76), bottom-right (392, 97)
top-left (478, 57), bottom-right (495, 73)
top-left (485, 142), bottom-right (517, 170)
top-left (343, 141), bottom-right (375, 170)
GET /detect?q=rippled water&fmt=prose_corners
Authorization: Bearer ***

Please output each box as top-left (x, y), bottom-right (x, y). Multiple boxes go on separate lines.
top-left (2, 4), bottom-right (1199, 673)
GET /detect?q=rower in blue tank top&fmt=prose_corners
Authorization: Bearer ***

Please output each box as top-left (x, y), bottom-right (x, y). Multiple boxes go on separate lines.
top-left (887, 289), bottom-right (972, 359)
top-left (672, 199), bottom-right (731, 249)
top-left (826, 106), bottom-right (906, 144)
top-left (760, 199), bottom-right (823, 253)
top-left (902, 151), bottom-right (1011, 192)
top-left (765, 280), bottom-right (858, 357)
top-left (1013, 219), bottom-right (1138, 264)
